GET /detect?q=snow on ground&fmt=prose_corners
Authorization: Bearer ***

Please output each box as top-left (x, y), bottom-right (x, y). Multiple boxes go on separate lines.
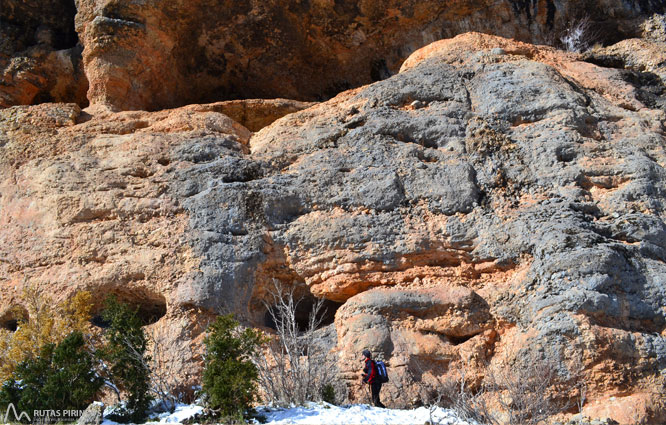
top-left (102, 403), bottom-right (204, 424)
top-left (102, 402), bottom-right (473, 424)
top-left (257, 402), bottom-right (472, 425)
top-left (154, 404), bottom-right (205, 423)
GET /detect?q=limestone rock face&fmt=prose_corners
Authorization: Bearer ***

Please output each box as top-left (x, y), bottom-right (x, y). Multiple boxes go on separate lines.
top-left (1, 1), bottom-right (663, 109)
top-left (0, 97), bottom-right (315, 383)
top-left (1, 32), bottom-right (666, 424)
top-left (74, 0), bottom-right (665, 110)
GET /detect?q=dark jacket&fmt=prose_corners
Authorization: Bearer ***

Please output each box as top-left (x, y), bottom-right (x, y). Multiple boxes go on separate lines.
top-left (363, 358), bottom-right (378, 384)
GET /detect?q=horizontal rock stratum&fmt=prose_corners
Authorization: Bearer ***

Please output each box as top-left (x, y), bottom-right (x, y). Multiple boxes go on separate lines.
top-left (1, 32), bottom-right (666, 423)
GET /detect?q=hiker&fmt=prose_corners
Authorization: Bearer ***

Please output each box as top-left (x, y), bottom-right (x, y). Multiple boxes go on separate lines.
top-left (361, 349), bottom-right (385, 408)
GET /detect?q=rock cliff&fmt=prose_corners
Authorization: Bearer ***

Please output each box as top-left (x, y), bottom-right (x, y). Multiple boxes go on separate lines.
top-left (2, 0), bottom-right (665, 109)
top-left (2, 29), bottom-right (665, 423)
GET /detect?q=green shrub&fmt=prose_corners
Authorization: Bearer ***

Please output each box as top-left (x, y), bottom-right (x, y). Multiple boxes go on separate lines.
top-left (0, 331), bottom-right (103, 422)
top-left (202, 314), bottom-right (265, 419)
top-left (320, 383), bottom-right (336, 405)
top-left (100, 296), bottom-right (151, 423)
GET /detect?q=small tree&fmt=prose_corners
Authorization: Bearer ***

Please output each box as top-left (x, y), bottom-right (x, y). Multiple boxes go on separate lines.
top-left (0, 331), bottom-right (103, 421)
top-left (99, 296), bottom-right (151, 423)
top-left (202, 314), bottom-right (265, 420)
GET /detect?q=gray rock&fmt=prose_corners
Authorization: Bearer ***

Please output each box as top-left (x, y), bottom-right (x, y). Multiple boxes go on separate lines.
top-left (2, 32), bottom-right (666, 419)
top-left (76, 402), bottom-right (104, 425)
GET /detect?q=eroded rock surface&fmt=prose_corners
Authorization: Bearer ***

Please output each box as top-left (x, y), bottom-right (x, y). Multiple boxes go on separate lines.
top-left (1, 33), bottom-right (665, 423)
top-left (74, 0), bottom-right (665, 110)
top-left (1, 1), bottom-right (663, 109)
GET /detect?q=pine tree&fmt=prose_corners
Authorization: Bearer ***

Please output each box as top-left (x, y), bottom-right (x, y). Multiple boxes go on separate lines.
top-left (44, 331), bottom-right (103, 408)
top-left (202, 314), bottom-right (265, 419)
top-left (100, 296), bottom-right (151, 423)
top-left (0, 331), bottom-right (103, 422)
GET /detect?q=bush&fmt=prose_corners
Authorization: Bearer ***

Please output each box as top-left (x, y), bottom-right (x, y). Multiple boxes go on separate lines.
top-left (0, 331), bottom-right (103, 422)
top-left (320, 384), bottom-right (336, 405)
top-left (0, 288), bottom-right (93, 382)
top-left (436, 358), bottom-right (574, 425)
top-left (202, 314), bottom-right (265, 419)
top-left (560, 16), bottom-right (598, 53)
top-left (99, 296), bottom-right (151, 423)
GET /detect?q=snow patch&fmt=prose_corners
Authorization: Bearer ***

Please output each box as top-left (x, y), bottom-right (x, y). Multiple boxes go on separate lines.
top-left (101, 402), bottom-right (473, 425)
top-left (257, 402), bottom-right (473, 425)
top-left (154, 404), bottom-right (204, 423)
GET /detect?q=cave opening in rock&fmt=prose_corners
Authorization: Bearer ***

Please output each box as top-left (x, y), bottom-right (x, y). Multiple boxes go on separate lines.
top-left (0, 307), bottom-right (28, 332)
top-left (2, 319), bottom-right (18, 332)
top-left (90, 315), bottom-right (110, 329)
top-left (264, 294), bottom-right (343, 333)
top-left (447, 332), bottom-right (482, 346)
top-left (49, 0), bottom-right (79, 50)
top-left (1, 0), bottom-right (80, 52)
top-left (90, 288), bottom-right (167, 328)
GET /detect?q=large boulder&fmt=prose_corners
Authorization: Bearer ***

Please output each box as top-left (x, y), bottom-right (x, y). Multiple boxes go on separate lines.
top-left (0, 32), bottom-right (665, 423)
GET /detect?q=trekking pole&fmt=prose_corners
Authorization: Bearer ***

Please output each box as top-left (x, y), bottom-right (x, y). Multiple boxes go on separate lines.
top-left (366, 383), bottom-right (372, 406)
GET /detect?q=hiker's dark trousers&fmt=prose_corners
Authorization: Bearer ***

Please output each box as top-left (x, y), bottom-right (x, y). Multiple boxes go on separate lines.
top-left (371, 382), bottom-right (385, 408)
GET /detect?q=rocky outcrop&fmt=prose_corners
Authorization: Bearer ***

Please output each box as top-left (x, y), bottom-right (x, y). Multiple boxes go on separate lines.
top-left (76, 402), bottom-right (104, 425)
top-left (248, 33), bottom-right (666, 422)
top-left (1, 32), bottom-right (665, 423)
top-left (593, 38), bottom-right (666, 81)
top-left (0, 97), bottom-right (315, 385)
top-left (0, 101), bottom-right (255, 384)
top-left (71, 0), bottom-right (663, 110)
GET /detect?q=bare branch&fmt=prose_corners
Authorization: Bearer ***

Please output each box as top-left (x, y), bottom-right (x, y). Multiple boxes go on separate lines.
top-left (253, 280), bottom-right (335, 407)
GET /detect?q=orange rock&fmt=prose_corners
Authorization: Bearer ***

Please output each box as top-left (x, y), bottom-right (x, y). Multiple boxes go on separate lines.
top-left (72, 0), bottom-right (664, 111)
top-left (1, 31), bottom-right (665, 423)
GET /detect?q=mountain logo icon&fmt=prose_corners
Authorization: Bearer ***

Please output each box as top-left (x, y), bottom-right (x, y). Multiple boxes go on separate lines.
top-left (2, 403), bottom-right (31, 422)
